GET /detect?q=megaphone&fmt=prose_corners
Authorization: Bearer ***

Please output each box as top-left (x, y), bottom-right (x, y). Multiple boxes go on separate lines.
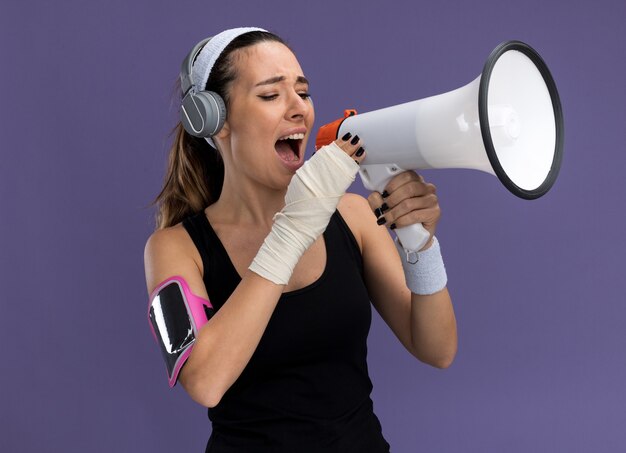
top-left (316, 40), bottom-right (564, 254)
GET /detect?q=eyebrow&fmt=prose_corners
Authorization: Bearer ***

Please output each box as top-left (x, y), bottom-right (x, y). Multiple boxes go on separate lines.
top-left (254, 75), bottom-right (309, 87)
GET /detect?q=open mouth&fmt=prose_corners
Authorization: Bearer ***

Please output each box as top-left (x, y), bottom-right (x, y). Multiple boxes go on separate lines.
top-left (275, 133), bottom-right (304, 162)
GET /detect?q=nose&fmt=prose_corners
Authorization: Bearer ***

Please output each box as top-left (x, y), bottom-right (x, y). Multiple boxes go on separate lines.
top-left (287, 91), bottom-right (310, 120)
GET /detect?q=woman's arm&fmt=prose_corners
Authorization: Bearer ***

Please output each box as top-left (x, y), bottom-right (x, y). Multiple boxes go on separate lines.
top-left (144, 139), bottom-right (365, 407)
top-left (338, 189), bottom-right (457, 368)
top-left (145, 226), bottom-right (284, 408)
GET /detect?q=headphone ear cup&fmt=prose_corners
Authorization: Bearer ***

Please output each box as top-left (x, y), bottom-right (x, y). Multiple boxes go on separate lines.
top-left (180, 91), bottom-right (227, 137)
top-left (197, 91), bottom-right (227, 136)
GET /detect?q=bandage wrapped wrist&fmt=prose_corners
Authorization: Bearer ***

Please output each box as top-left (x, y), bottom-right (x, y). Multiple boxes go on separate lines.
top-left (249, 143), bottom-right (359, 285)
top-left (395, 236), bottom-right (447, 295)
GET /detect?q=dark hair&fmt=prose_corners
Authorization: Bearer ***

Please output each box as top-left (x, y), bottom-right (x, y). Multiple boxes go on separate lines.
top-left (152, 31), bottom-right (288, 229)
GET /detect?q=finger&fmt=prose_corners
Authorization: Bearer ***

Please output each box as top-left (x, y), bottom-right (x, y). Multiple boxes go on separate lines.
top-left (378, 194), bottom-right (440, 226)
top-left (367, 191), bottom-right (385, 217)
top-left (383, 171), bottom-right (422, 194)
top-left (390, 205), bottom-right (441, 233)
top-left (333, 132), bottom-right (366, 164)
top-left (333, 132), bottom-right (360, 154)
top-left (384, 180), bottom-right (436, 211)
top-left (367, 191), bottom-right (384, 210)
top-left (351, 144), bottom-right (366, 165)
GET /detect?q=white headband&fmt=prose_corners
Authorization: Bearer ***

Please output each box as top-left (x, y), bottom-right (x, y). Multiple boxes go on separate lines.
top-left (192, 27), bottom-right (268, 91)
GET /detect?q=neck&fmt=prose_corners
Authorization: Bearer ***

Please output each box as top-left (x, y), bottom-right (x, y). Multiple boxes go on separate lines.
top-left (207, 167), bottom-right (288, 229)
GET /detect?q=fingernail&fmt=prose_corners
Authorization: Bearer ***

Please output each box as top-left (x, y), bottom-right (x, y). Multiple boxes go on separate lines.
top-left (342, 132), bottom-right (352, 141)
top-left (374, 207), bottom-right (383, 217)
top-left (380, 202), bottom-right (389, 213)
top-left (382, 190), bottom-right (389, 198)
top-left (355, 147), bottom-right (364, 157)
top-left (390, 223), bottom-right (397, 230)
top-left (350, 135), bottom-right (360, 145)
top-left (376, 216), bottom-right (386, 225)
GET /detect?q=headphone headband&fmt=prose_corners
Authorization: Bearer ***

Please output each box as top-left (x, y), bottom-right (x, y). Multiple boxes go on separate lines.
top-left (180, 37), bottom-right (212, 96)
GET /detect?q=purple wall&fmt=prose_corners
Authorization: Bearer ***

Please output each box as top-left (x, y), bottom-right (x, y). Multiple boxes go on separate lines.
top-left (2, 0), bottom-right (625, 451)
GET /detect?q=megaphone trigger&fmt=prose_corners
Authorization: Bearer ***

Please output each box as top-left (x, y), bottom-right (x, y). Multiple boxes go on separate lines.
top-left (358, 164), bottom-right (403, 193)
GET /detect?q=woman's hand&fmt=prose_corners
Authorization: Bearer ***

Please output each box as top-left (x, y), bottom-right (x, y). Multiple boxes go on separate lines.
top-left (249, 132), bottom-right (365, 285)
top-left (332, 132), bottom-right (366, 164)
top-left (366, 171), bottom-right (441, 251)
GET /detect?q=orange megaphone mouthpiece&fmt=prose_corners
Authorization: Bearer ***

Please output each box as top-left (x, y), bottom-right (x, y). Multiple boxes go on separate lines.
top-left (315, 109), bottom-right (357, 151)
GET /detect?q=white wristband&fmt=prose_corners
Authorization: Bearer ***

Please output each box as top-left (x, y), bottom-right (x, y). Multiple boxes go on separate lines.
top-left (249, 143), bottom-right (359, 285)
top-left (395, 236), bottom-right (447, 295)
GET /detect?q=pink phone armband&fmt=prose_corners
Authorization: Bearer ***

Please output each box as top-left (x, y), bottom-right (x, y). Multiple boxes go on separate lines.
top-left (147, 276), bottom-right (214, 387)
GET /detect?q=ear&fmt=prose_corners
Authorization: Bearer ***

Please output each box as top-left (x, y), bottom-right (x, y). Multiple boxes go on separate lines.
top-left (214, 120), bottom-right (230, 140)
top-left (211, 121), bottom-right (230, 154)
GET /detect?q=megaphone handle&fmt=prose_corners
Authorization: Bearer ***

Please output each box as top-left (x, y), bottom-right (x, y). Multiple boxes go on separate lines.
top-left (359, 164), bottom-right (432, 253)
top-left (395, 223), bottom-right (431, 254)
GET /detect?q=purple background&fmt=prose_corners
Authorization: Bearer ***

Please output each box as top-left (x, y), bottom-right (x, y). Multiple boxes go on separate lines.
top-left (2, 0), bottom-right (625, 451)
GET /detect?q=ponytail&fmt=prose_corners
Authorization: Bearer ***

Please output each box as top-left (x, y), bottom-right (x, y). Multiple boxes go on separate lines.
top-left (152, 124), bottom-right (224, 229)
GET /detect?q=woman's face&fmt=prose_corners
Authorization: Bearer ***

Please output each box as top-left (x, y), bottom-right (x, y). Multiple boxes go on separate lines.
top-left (216, 41), bottom-right (315, 188)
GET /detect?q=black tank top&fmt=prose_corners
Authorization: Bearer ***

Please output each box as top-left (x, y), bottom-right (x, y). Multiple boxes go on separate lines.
top-left (183, 211), bottom-right (391, 453)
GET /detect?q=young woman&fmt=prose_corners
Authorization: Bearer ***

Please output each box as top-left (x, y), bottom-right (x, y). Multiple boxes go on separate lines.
top-left (145, 27), bottom-right (457, 452)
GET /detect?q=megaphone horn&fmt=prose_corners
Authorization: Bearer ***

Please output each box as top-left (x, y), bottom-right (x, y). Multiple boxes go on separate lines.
top-left (316, 40), bottom-right (564, 254)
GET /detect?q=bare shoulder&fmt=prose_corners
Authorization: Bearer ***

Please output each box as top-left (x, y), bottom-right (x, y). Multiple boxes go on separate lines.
top-left (143, 222), bottom-right (206, 298)
top-left (337, 192), bottom-right (377, 250)
top-left (144, 223), bottom-right (193, 264)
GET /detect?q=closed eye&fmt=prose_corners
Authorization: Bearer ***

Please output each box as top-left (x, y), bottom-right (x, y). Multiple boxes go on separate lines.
top-left (258, 91), bottom-right (311, 102)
